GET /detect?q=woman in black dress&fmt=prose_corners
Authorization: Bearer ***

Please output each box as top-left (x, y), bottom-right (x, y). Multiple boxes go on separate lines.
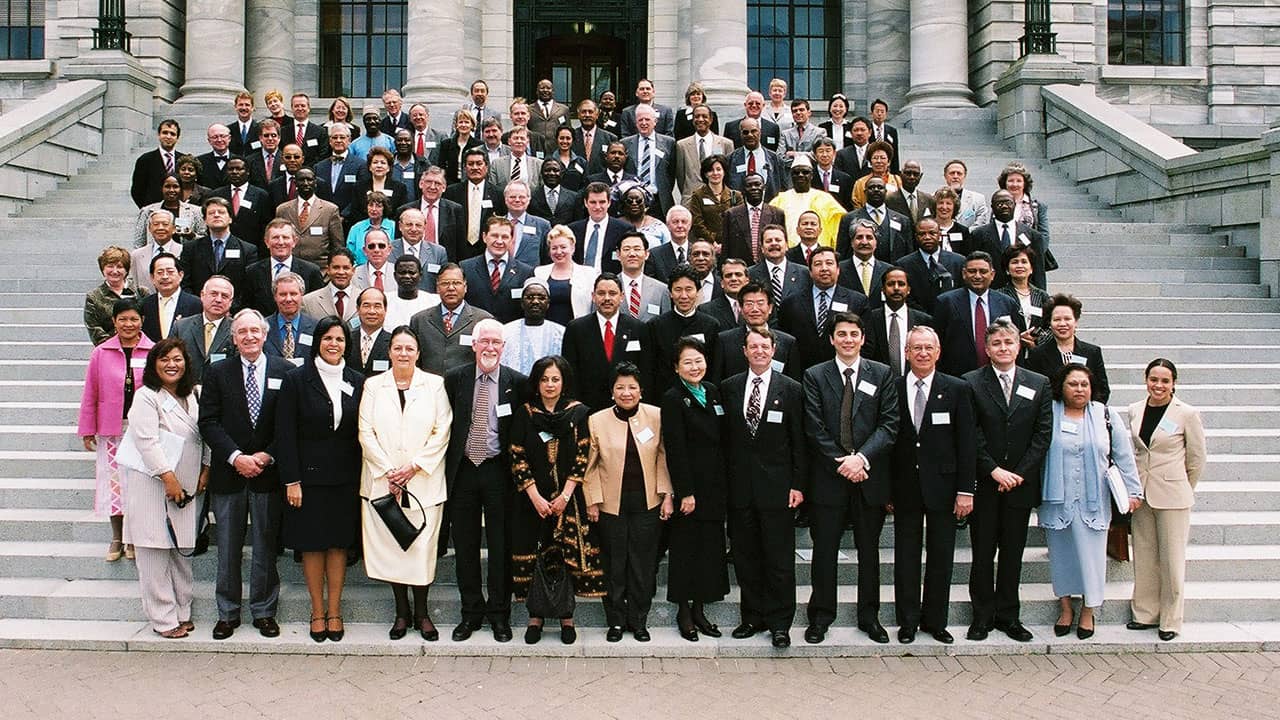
top-left (276, 315), bottom-right (365, 642)
top-left (660, 337), bottom-right (729, 641)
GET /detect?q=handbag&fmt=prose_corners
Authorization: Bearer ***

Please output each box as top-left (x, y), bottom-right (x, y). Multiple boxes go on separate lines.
top-left (526, 541), bottom-right (575, 619)
top-left (166, 493), bottom-right (210, 558)
top-left (1102, 407), bottom-right (1132, 561)
top-left (366, 488), bottom-right (426, 551)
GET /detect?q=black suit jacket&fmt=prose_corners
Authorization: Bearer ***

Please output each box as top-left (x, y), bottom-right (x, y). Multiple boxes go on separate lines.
top-left (313, 156), bottom-right (367, 216)
top-left (245, 149), bottom-right (288, 190)
top-left (660, 382), bottom-right (728, 518)
top-left (896, 250), bottom-right (966, 314)
top-left (460, 255), bottom-right (535, 323)
top-left (280, 119), bottom-right (329, 165)
top-left (721, 203), bottom-right (786, 264)
top-left (442, 180), bottom-right (507, 259)
top-left (345, 328), bottom-right (392, 375)
top-left (697, 295), bottom-right (737, 333)
top-left (1025, 337), bottom-right (1110, 403)
top-left (393, 196), bottom-right (465, 261)
top-left (242, 256), bottom-right (325, 316)
top-left (886, 188), bottom-right (937, 225)
top-left (971, 220), bottom-right (1048, 290)
top-left (963, 365), bottom-right (1053, 508)
top-left (378, 113), bottom-right (414, 138)
top-left (748, 260), bottom-right (811, 309)
top-left (438, 135), bottom-right (483, 185)
top-left (861, 306), bottom-right (933, 376)
top-left (646, 309), bottom-right (722, 398)
top-left (870, 124), bottom-right (901, 174)
top-left (722, 370), bottom-right (808, 508)
top-left (711, 326), bottom-right (801, 383)
top-left (179, 234), bottom-right (259, 309)
top-left (443, 363), bottom-right (526, 487)
top-left (527, 185), bottom-right (582, 226)
top-left (835, 206), bottom-right (915, 262)
top-left (571, 126), bottom-right (619, 174)
top-left (198, 354), bottom-right (293, 493)
top-left (890, 372), bottom-right (977, 513)
top-left (228, 119), bottom-right (262, 156)
top-left (346, 177), bottom-right (408, 223)
top-left (130, 148), bottom-right (169, 208)
top-left (210, 184), bottom-right (272, 250)
top-left (275, 362), bottom-right (365, 488)
top-left (567, 217), bottom-right (629, 274)
top-left (815, 166), bottom-right (855, 211)
top-left (931, 288), bottom-right (1026, 378)
top-left (833, 145), bottom-right (872, 180)
top-left (723, 117), bottom-right (781, 152)
top-left (938, 222), bottom-right (974, 256)
top-left (560, 313), bottom-right (652, 410)
top-left (778, 285), bottom-right (869, 372)
top-left (139, 290), bottom-right (202, 341)
top-left (197, 151), bottom-right (236, 189)
top-left (803, 357), bottom-right (899, 506)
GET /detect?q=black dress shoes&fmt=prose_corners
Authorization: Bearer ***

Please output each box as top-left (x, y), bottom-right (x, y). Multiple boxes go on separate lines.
top-left (966, 624), bottom-right (989, 641)
top-left (1126, 620), bottom-right (1158, 631)
top-left (732, 622), bottom-right (764, 639)
top-left (452, 620), bottom-right (481, 642)
top-left (252, 617), bottom-right (280, 638)
top-left (1158, 630), bottom-right (1177, 641)
top-left (212, 619), bottom-right (239, 640)
top-left (606, 625), bottom-right (624, 642)
top-left (858, 621), bottom-right (890, 644)
top-left (632, 627), bottom-right (651, 642)
top-left (996, 621), bottom-right (1034, 642)
top-left (1076, 623), bottom-right (1094, 640)
top-left (804, 624), bottom-right (826, 644)
top-left (389, 617), bottom-right (409, 640)
top-left (492, 621), bottom-right (513, 643)
top-left (524, 624), bottom-right (542, 644)
top-left (897, 627), bottom-right (916, 644)
top-left (418, 618), bottom-right (439, 642)
top-left (925, 627), bottom-right (954, 644)
top-left (771, 630), bottom-right (791, 648)
top-left (560, 625), bottom-right (577, 645)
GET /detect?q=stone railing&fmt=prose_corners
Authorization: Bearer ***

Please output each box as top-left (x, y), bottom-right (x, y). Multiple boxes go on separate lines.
top-left (0, 80), bottom-right (106, 217)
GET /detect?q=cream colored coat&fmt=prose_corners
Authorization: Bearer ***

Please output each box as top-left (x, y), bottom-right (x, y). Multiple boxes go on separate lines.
top-left (1127, 397), bottom-right (1207, 510)
top-left (583, 403), bottom-right (672, 515)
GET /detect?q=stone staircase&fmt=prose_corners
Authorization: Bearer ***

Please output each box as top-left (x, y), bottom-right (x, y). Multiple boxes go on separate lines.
top-left (0, 108), bottom-right (1276, 656)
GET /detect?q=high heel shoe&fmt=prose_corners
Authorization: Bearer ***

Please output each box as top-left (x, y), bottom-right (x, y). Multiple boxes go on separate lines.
top-left (389, 617), bottom-right (409, 640)
top-left (418, 617), bottom-right (438, 642)
top-left (326, 616), bottom-right (344, 642)
top-left (105, 541), bottom-right (124, 562)
top-left (1076, 616), bottom-right (1094, 640)
top-left (1054, 606), bottom-right (1074, 637)
top-left (310, 615), bottom-right (327, 643)
top-left (692, 606), bottom-right (722, 638)
top-left (676, 602), bottom-right (698, 642)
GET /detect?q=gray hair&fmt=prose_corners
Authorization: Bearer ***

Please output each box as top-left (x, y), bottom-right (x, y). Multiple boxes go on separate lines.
top-left (271, 271), bottom-right (306, 295)
top-left (231, 307), bottom-right (269, 332)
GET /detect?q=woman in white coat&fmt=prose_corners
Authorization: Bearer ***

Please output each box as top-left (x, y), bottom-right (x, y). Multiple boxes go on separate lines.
top-left (358, 325), bottom-right (452, 640)
top-left (120, 338), bottom-right (209, 638)
top-left (534, 224), bottom-right (597, 324)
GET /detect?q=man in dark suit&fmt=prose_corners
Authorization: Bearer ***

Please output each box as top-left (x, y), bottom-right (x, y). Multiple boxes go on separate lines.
top-left (395, 167), bottom-right (465, 260)
top-left (618, 78), bottom-right (675, 137)
top-left (711, 282), bottom-right (801, 382)
top-left (265, 143), bottom-right (306, 210)
top-left (131, 119), bottom-right (182, 208)
top-left (868, 99), bottom-right (902, 175)
top-left (835, 176), bottom-right (914, 261)
top-left (721, 174), bottom-right (786, 264)
top-left (460, 217), bottom-right (535, 323)
top-left (406, 103), bottom-right (446, 167)
top-left (836, 217), bottom-right (894, 307)
top-left (313, 124), bottom-right (364, 218)
top-left (443, 318), bottom-right (525, 643)
top-left (571, 99), bottom-right (618, 174)
top-left (645, 266), bottom-right (722, 398)
top-left (932, 251), bottom-right (1025, 378)
top-left (198, 308), bottom-right (292, 640)
top-left (748, 224), bottom-right (811, 313)
top-left (833, 117), bottom-right (873, 179)
top-left (245, 119), bottom-right (286, 190)
top-left (971, 189), bottom-right (1049, 290)
top-left (346, 287), bottom-right (393, 375)
top-left (621, 105), bottom-right (677, 216)
top-left (443, 148), bottom-right (507, 259)
top-left (228, 91), bottom-right (260, 157)
top-left (140, 253), bottom-right (201, 341)
top-left (211, 159), bottom-right (272, 251)
top-left (527, 160), bottom-right (581, 225)
top-left (583, 141), bottom-right (639, 194)
top-left (568, 182), bottom-right (630, 274)
top-left (802, 312), bottom-right (899, 644)
top-left (409, 264), bottom-right (495, 376)
top-left (778, 247), bottom-right (868, 372)
top-left (197, 123), bottom-right (236, 190)
top-left (241, 220), bottom-right (325, 317)
top-left (812, 138), bottom-right (854, 210)
top-left (261, 272), bottom-right (318, 364)
top-left (896, 217), bottom-right (965, 314)
top-left (963, 319), bottom-right (1053, 643)
top-left (885, 160), bottom-right (936, 224)
top-left (723, 91), bottom-right (781, 152)
top-left (171, 275), bottom-right (236, 382)
top-left (559, 273), bottom-right (652, 410)
top-left (722, 326), bottom-right (808, 648)
top-left (180, 197), bottom-right (259, 308)
top-left (378, 89), bottom-right (414, 137)
top-left (862, 268), bottom-right (932, 376)
top-left (727, 119), bottom-right (788, 202)
top-left (697, 257), bottom-right (748, 332)
top-left (281, 93), bottom-right (328, 166)
top-left (890, 325), bottom-right (976, 644)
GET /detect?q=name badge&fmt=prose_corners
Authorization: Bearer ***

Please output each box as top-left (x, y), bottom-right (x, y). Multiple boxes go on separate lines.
top-left (625, 339), bottom-right (641, 352)
top-left (250, 141), bottom-right (262, 150)
top-left (162, 395), bottom-right (179, 413)
top-left (646, 303), bottom-right (661, 316)
top-left (298, 333), bottom-right (313, 345)
top-left (290, 357), bottom-right (304, 366)
top-left (496, 403), bottom-right (511, 417)
top-left (702, 197), bottom-right (716, 205)
top-left (771, 359), bottom-right (784, 372)
top-left (690, 333), bottom-right (705, 343)
top-left (736, 164), bottom-right (748, 173)
top-left (889, 219), bottom-right (902, 231)
top-left (402, 171), bottom-right (414, 179)
top-left (309, 226), bottom-right (324, 235)
top-left (1068, 354), bottom-right (1088, 366)
top-left (1061, 421), bottom-right (1079, 434)
top-left (267, 377), bottom-right (282, 390)
top-left (766, 410), bottom-right (783, 424)
top-left (931, 412), bottom-right (950, 425)
top-left (380, 188), bottom-right (394, 197)
top-left (571, 162), bottom-right (584, 173)
top-left (224, 248), bottom-right (241, 259)
top-left (425, 141), bottom-right (437, 149)
top-left (831, 301), bottom-right (848, 312)
top-left (426, 263), bottom-right (441, 273)
top-left (343, 174), bottom-right (357, 183)
top-left (857, 380), bottom-right (877, 396)
top-left (210, 353), bottom-right (227, 363)
top-left (1015, 384), bottom-right (1036, 400)
top-left (510, 288), bottom-right (523, 299)
top-left (130, 357), bottom-right (147, 369)
top-left (634, 426), bottom-right (655, 444)
top-left (538, 431), bottom-right (554, 443)
top-left (459, 334), bottom-right (473, 346)
top-left (481, 199), bottom-right (493, 209)
top-left (306, 138), bottom-right (318, 147)
top-left (1018, 233), bottom-right (1030, 246)
top-left (558, 116), bottom-right (567, 124)
top-left (1157, 418), bottom-right (1179, 434)
top-left (765, 137), bottom-right (777, 146)
top-left (1028, 306), bottom-right (1043, 318)
top-left (372, 360), bottom-right (389, 372)
top-left (654, 148), bottom-right (665, 159)
top-left (239, 199), bottom-right (254, 209)
top-left (611, 250), bottom-right (620, 261)
top-left (519, 225), bottom-right (536, 236)
top-left (713, 405), bottom-right (725, 416)
top-left (341, 381), bottom-right (354, 396)
top-left (948, 232), bottom-right (962, 245)
top-left (535, 151), bottom-right (545, 159)
top-left (829, 184), bottom-right (841, 192)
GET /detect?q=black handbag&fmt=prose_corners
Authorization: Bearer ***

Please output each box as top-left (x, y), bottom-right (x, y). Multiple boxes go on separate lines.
top-left (526, 543), bottom-right (575, 619)
top-left (367, 488), bottom-right (426, 551)
top-left (166, 493), bottom-right (210, 558)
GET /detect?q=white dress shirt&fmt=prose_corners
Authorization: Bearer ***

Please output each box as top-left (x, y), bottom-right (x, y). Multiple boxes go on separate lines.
top-left (741, 367), bottom-right (772, 419)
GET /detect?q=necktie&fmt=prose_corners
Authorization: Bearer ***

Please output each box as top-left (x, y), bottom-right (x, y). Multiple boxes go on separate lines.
top-left (747, 151), bottom-right (757, 175)
top-left (871, 207), bottom-right (882, 225)
top-left (913, 379), bottom-right (926, 431)
top-left (489, 259), bottom-right (501, 292)
top-left (511, 156), bottom-right (521, 182)
top-left (771, 266), bottom-right (783, 307)
top-left (159, 295), bottom-right (173, 338)
top-left (583, 130), bottom-right (593, 161)
top-left (822, 171), bottom-right (830, 191)
top-left (213, 238), bottom-right (225, 268)
top-left (629, 280), bottom-right (641, 316)
top-left (298, 200), bottom-right (310, 228)
top-left (907, 193), bottom-right (916, 219)
top-left (860, 261), bottom-right (872, 295)
top-left (749, 206), bottom-right (761, 262)
top-left (424, 203), bottom-right (436, 244)
top-left (265, 153), bottom-right (274, 182)
top-left (548, 188), bottom-right (558, 210)
top-left (468, 185), bottom-right (482, 245)
top-left (288, 177), bottom-right (296, 200)
top-left (640, 137), bottom-right (651, 185)
top-left (203, 321), bottom-right (215, 353)
top-left (274, 261), bottom-right (286, 278)
top-left (731, 298), bottom-right (740, 322)
top-left (975, 296), bottom-right (989, 367)
top-left (443, 310), bottom-right (454, 333)
top-left (876, 126), bottom-right (883, 142)
top-left (335, 290), bottom-right (346, 318)
top-left (282, 321), bottom-right (295, 359)
top-left (295, 123), bottom-right (304, 147)
top-left (746, 376), bottom-right (763, 436)
top-left (240, 124), bottom-right (249, 146)
top-left (465, 375), bottom-right (492, 466)
top-left (602, 319), bottom-right (614, 361)
top-left (361, 332), bottom-right (372, 365)
top-left (698, 138), bottom-right (706, 161)
top-left (231, 187), bottom-right (241, 215)
top-left (416, 132), bottom-right (425, 157)
top-left (164, 152), bottom-right (174, 175)
top-left (374, 269), bottom-right (384, 291)
top-left (245, 362), bottom-right (260, 425)
top-left (586, 224), bottom-right (600, 266)
top-left (1001, 223), bottom-right (1011, 248)
top-left (1001, 372), bottom-right (1013, 403)
top-left (817, 290), bottom-right (830, 332)
top-left (839, 367), bottom-right (855, 451)
top-left (676, 245), bottom-right (686, 264)
top-left (888, 311), bottom-right (902, 375)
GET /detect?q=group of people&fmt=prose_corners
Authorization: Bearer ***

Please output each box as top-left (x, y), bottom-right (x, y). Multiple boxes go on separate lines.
top-left (79, 76), bottom-right (1205, 646)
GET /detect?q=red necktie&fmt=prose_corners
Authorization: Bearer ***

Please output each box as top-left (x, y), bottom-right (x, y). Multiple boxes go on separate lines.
top-left (747, 152), bottom-right (757, 175)
top-left (265, 153), bottom-right (274, 182)
top-left (975, 296), bottom-right (989, 367)
top-left (603, 319), bottom-right (614, 361)
top-left (416, 132), bottom-right (425, 157)
top-left (629, 280), bottom-right (641, 316)
top-left (298, 200), bottom-right (310, 228)
top-left (296, 124), bottom-right (304, 147)
top-left (374, 269), bottom-right (384, 291)
top-left (335, 290), bottom-right (346, 318)
top-left (490, 259), bottom-right (501, 292)
top-left (424, 203), bottom-right (436, 244)
top-left (287, 177), bottom-right (296, 200)
top-left (231, 187), bottom-right (241, 215)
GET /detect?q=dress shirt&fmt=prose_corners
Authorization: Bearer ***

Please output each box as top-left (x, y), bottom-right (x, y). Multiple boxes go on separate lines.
top-left (155, 289), bottom-right (181, 335)
top-left (473, 365), bottom-right (501, 458)
top-left (744, 147), bottom-right (767, 179)
top-left (228, 352), bottom-right (267, 464)
top-left (866, 203), bottom-right (887, 225)
top-left (485, 252), bottom-right (506, 278)
top-left (622, 274), bottom-right (645, 308)
top-left (584, 218), bottom-right (608, 270)
top-left (331, 284), bottom-right (352, 310)
top-left (295, 195), bottom-right (313, 217)
top-left (995, 220), bottom-right (1017, 248)
top-left (276, 313), bottom-right (301, 344)
top-left (835, 356), bottom-right (870, 469)
top-left (698, 275), bottom-right (715, 304)
top-left (968, 290), bottom-right (991, 325)
top-left (811, 283), bottom-right (841, 322)
top-left (439, 301), bottom-right (466, 328)
top-left (597, 311), bottom-right (620, 339)
top-left (853, 256), bottom-right (876, 294)
top-left (270, 255), bottom-right (294, 278)
top-left (741, 367), bottom-right (772, 419)
top-left (669, 239), bottom-right (689, 264)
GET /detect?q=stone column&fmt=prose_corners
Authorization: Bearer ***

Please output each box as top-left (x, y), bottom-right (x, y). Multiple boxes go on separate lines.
top-left (865, 0), bottom-right (910, 113)
top-left (246, 0), bottom-right (295, 97)
top-left (688, 0), bottom-right (750, 117)
top-left (177, 0), bottom-right (246, 102)
top-left (994, 53), bottom-right (1085, 157)
top-left (402, 0), bottom-right (470, 112)
top-left (904, 0), bottom-right (975, 107)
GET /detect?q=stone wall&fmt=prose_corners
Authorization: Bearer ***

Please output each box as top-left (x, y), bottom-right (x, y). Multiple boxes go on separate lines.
top-left (969, 0), bottom-right (1095, 107)
top-left (1208, 0), bottom-right (1280, 127)
top-left (0, 79), bottom-right (104, 216)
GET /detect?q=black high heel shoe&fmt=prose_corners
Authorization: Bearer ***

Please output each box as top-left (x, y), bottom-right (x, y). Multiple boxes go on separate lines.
top-left (1054, 606), bottom-right (1074, 637)
top-left (676, 602), bottom-right (698, 642)
top-left (692, 604), bottom-right (721, 638)
top-left (389, 617), bottom-right (410, 640)
top-left (326, 616), bottom-right (345, 642)
top-left (310, 615), bottom-right (327, 643)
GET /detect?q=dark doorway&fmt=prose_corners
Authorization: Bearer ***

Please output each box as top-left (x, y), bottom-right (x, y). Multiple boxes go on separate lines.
top-left (535, 32), bottom-right (625, 106)
top-left (513, 1), bottom-right (647, 106)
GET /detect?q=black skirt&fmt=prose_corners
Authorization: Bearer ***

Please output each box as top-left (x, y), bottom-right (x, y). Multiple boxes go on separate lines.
top-left (282, 483), bottom-right (360, 552)
top-left (665, 512), bottom-right (729, 603)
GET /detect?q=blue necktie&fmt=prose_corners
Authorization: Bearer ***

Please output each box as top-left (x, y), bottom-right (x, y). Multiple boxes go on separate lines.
top-left (586, 224), bottom-right (601, 265)
top-left (213, 238), bottom-right (225, 268)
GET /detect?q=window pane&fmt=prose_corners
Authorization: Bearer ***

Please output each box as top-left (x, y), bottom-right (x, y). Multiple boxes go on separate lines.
top-left (1107, 0), bottom-right (1185, 66)
top-left (747, 0), bottom-right (839, 96)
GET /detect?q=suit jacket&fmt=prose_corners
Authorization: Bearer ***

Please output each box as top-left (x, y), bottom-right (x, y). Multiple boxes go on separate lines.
top-left (647, 240), bottom-right (690, 284)
top-left (896, 249), bottom-right (966, 314)
top-left (712, 326), bottom-right (801, 384)
top-left (723, 117), bottom-right (781, 152)
top-left (697, 295), bottom-right (738, 333)
top-left (778, 285), bottom-right (869, 371)
top-left (721, 203), bottom-right (787, 264)
top-left (971, 220), bottom-right (1048, 290)
top-left (814, 165), bottom-right (855, 210)
top-left (956, 188), bottom-right (991, 228)
top-left (527, 100), bottom-right (572, 149)
top-left (393, 196), bottom-right (466, 261)
top-left (618, 273), bottom-right (670, 322)
top-left (262, 312), bottom-right (318, 363)
top-left (313, 155), bottom-right (367, 217)
top-left (409, 302), bottom-right (494, 376)
top-left (619, 102), bottom-right (675, 137)
top-left (245, 148), bottom-right (288, 189)
top-left (835, 206), bottom-right (915, 262)
top-left (460, 255), bottom-right (535, 323)
top-left (836, 255), bottom-right (894, 306)
top-left (390, 239), bottom-right (451, 292)
top-left (140, 290), bottom-right (201, 341)
top-left (378, 112), bottom-right (414, 138)
top-left (346, 327), bottom-right (392, 376)
top-left (130, 148), bottom-right (169, 208)
top-left (862, 306), bottom-right (933, 376)
top-left (443, 362), bottom-right (526, 485)
top-left (818, 120), bottom-right (854, 148)
top-left (869, 123), bottom-right (901, 174)
top-left (391, 157), bottom-right (429, 204)
top-left (571, 126), bottom-right (619, 175)
top-left (198, 354), bottom-right (292, 493)
top-left (726, 146), bottom-right (789, 202)
top-left (748, 259), bottom-right (811, 307)
top-left (803, 357), bottom-right (899, 506)
top-left (274, 196), bottom-right (344, 266)
top-left (228, 119), bottom-right (262, 156)
top-left (280, 119), bottom-right (329, 165)
top-left (197, 151), bottom-right (235, 189)
top-left (179, 234), bottom-right (259, 308)
top-left (781, 123), bottom-right (826, 157)
top-left (346, 177), bottom-right (409, 223)
top-left (442, 180), bottom-right (507, 258)
top-left (674, 133), bottom-right (735, 194)
top-left (211, 184), bottom-right (272, 250)
top-left (938, 222), bottom-right (974, 256)
top-left (301, 283), bottom-right (358, 323)
top-left (833, 144), bottom-right (871, 180)
top-left (438, 134), bottom-right (483, 185)
top-left (886, 188), bottom-right (936, 225)
top-left (568, 216), bottom-right (630, 274)
top-left (275, 362), bottom-right (365, 489)
top-left (488, 154), bottom-right (544, 194)
top-left (171, 313), bottom-right (234, 381)
top-left (242, 256), bottom-right (325, 316)
top-left (931, 288), bottom-right (1025, 378)
top-left (965, 365), bottom-right (1053, 508)
top-left (267, 173), bottom-right (298, 210)
top-left (582, 403), bottom-right (672, 514)
top-left (1127, 397), bottom-right (1206, 510)
top-left (890, 371), bottom-right (977, 512)
top-left (560, 312), bottom-right (652, 411)
top-left (1025, 337), bottom-right (1111, 404)
top-left (621, 132), bottom-right (678, 215)
top-left (528, 184), bottom-right (582, 226)
top-left (506, 214), bottom-right (551, 267)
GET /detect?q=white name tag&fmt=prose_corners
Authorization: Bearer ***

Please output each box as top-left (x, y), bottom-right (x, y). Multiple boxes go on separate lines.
top-left (521, 225), bottom-right (537, 235)
top-left (344, 174), bottom-right (357, 183)
top-left (948, 232), bottom-right (962, 245)
top-left (510, 288), bottom-right (522, 299)
top-left (341, 381), bottom-right (354, 396)
top-left (239, 199), bottom-right (253, 209)
top-left (713, 404), bottom-right (725, 416)
top-left (210, 353), bottom-right (227, 363)
top-left (298, 333), bottom-right (313, 345)
top-left (771, 359), bottom-right (784, 372)
top-left (306, 138), bottom-right (318, 147)
top-left (162, 395), bottom-right (179, 413)
top-left (481, 199), bottom-right (493, 209)
top-left (559, 116), bottom-right (567, 124)
top-left (831, 301), bottom-right (848, 312)
top-left (765, 137), bottom-right (777, 146)
top-left (766, 410), bottom-right (783, 424)
top-left (889, 219), bottom-right (902, 231)
top-left (538, 431), bottom-right (554, 443)
top-left (736, 164), bottom-right (748, 173)
top-left (1061, 421), bottom-right (1079, 434)
top-left (309, 226), bottom-right (323, 235)
top-left (829, 184), bottom-right (841, 192)
top-left (372, 360), bottom-right (389, 372)
top-left (857, 380), bottom-right (877, 396)
top-left (459, 334), bottom-right (472, 346)
top-left (380, 188), bottom-right (393, 197)
top-left (402, 171), bottom-right (414, 179)
top-left (931, 412), bottom-right (950, 425)
top-left (702, 197), bottom-right (716, 205)
top-left (611, 250), bottom-right (620, 261)
top-left (646, 303), bottom-right (661, 316)
top-left (625, 339), bottom-right (641, 352)
top-left (1068, 354), bottom-right (1088, 365)
top-left (654, 148), bottom-right (665, 159)
top-left (267, 377), bottom-right (282, 390)
top-left (496, 403), bottom-right (511, 417)
top-left (1157, 418), bottom-right (1179, 434)
top-left (250, 141), bottom-right (262, 150)
top-left (129, 357), bottom-right (147, 369)
top-left (571, 162), bottom-right (584, 173)
top-left (290, 357), bottom-right (304, 366)
top-left (635, 426), bottom-right (655, 444)
top-left (426, 263), bottom-right (441, 273)
top-left (1028, 306), bottom-right (1043, 318)
top-left (1018, 233), bottom-right (1030, 246)
top-left (690, 333), bottom-right (705, 343)
top-left (1015, 384), bottom-right (1036, 400)
top-left (224, 248), bottom-right (241, 259)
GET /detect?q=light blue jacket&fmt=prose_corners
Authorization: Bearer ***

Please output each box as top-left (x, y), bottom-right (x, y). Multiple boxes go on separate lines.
top-left (1040, 400), bottom-right (1142, 531)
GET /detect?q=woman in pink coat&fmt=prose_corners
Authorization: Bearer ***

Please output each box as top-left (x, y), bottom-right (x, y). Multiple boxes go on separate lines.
top-left (77, 299), bottom-right (154, 561)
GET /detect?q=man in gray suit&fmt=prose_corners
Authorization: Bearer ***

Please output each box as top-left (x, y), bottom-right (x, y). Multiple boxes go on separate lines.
top-left (300, 248), bottom-right (359, 324)
top-left (781, 99), bottom-right (825, 163)
top-left (621, 104), bottom-right (677, 216)
top-left (391, 208), bottom-right (450, 293)
top-left (674, 104), bottom-right (734, 194)
top-left (171, 275), bottom-right (235, 382)
top-left (408, 263), bottom-right (495, 375)
top-left (488, 127), bottom-right (542, 194)
top-left (617, 232), bottom-right (670, 322)
top-left (502, 180), bottom-right (550, 268)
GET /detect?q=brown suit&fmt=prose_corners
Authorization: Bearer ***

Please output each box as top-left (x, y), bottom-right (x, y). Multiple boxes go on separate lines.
top-left (275, 197), bottom-right (344, 266)
top-left (721, 203), bottom-right (786, 264)
top-left (674, 133), bottom-right (735, 194)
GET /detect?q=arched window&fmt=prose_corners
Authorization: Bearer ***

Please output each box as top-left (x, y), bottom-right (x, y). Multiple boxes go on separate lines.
top-left (319, 0), bottom-right (407, 96)
top-left (1107, 0), bottom-right (1185, 65)
top-left (747, 0), bottom-right (840, 99)
top-left (1, 1), bottom-right (43, 59)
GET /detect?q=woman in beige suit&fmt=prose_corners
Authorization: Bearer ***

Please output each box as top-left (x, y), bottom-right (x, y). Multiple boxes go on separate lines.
top-left (358, 326), bottom-right (453, 641)
top-left (1126, 358), bottom-right (1206, 641)
top-left (583, 361), bottom-right (673, 643)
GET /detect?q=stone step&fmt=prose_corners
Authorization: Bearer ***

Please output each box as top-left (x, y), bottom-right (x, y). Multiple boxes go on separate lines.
top-left (1177, 406), bottom-right (1280, 428)
top-left (0, 403), bottom-right (81, 425)
top-left (0, 292), bottom-right (85, 308)
top-left (0, 477), bottom-right (94, 509)
top-left (0, 324), bottom-right (110, 343)
top-left (0, 361), bottom-right (87, 381)
top-left (1100, 345), bottom-right (1280, 364)
top-left (1051, 244), bottom-right (1244, 258)
top-left (1085, 296), bottom-right (1280, 312)
top-left (1089, 311), bottom-right (1280, 328)
top-left (1106, 384), bottom-right (1280, 407)
top-left (3, 308), bottom-right (87, 323)
top-left (0, 265), bottom-right (108, 281)
top-left (0, 424), bottom-right (84, 451)
top-left (1055, 257), bottom-right (1256, 272)
top-left (1089, 327), bottom-right (1280, 343)
top-left (1060, 282), bottom-right (1269, 298)
top-left (0, 341), bottom-right (90, 360)
top-left (1052, 268), bottom-right (1258, 284)
top-left (1107, 363), bottom-right (1280, 384)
